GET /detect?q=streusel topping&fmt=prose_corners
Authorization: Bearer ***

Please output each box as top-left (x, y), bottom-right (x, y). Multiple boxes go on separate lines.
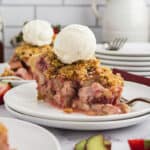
top-left (33, 48), bottom-right (124, 88)
top-left (15, 42), bottom-right (52, 62)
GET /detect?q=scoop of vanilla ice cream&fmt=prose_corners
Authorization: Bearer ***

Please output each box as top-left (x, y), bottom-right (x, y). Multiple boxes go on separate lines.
top-left (54, 24), bottom-right (96, 64)
top-left (23, 20), bottom-right (54, 46)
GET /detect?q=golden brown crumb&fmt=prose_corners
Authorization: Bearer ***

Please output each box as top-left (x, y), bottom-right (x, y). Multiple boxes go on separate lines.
top-left (31, 48), bottom-right (124, 89)
top-left (98, 66), bottom-right (124, 88)
top-left (63, 108), bottom-right (73, 113)
top-left (15, 42), bottom-right (52, 63)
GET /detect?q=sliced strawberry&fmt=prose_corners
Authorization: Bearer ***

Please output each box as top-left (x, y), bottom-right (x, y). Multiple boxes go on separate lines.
top-left (52, 25), bottom-right (61, 34)
top-left (0, 82), bottom-right (12, 104)
top-left (128, 139), bottom-right (144, 150)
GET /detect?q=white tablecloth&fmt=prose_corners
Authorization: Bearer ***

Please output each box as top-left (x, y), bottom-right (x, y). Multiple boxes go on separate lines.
top-left (0, 105), bottom-right (150, 150)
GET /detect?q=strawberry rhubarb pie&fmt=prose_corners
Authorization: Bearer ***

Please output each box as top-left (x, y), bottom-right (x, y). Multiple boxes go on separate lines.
top-left (2, 20), bottom-right (54, 80)
top-left (30, 24), bottom-right (130, 115)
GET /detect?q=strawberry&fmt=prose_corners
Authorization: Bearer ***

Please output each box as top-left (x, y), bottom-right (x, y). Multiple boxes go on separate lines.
top-left (0, 82), bottom-right (12, 105)
top-left (128, 139), bottom-right (144, 150)
top-left (128, 139), bottom-right (150, 150)
top-left (52, 25), bottom-right (61, 34)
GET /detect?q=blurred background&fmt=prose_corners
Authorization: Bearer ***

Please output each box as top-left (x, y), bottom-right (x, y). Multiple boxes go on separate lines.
top-left (0, 0), bottom-right (150, 60)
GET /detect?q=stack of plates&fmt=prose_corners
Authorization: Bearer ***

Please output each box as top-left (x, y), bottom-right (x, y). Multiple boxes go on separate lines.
top-left (4, 81), bottom-right (150, 131)
top-left (96, 43), bottom-right (150, 78)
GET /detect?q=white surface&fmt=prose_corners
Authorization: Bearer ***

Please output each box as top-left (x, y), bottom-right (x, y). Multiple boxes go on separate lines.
top-left (0, 117), bottom-right (61, 150)
top-left (96, 43), bottom-right (150, 56)
top-left (2, 0), bottom-right (62, 4)
top-left (64, 0), bottom-right (105, 5)
top-left (2, 0), bottom-right (150, 49)
top-left (5, 104), bottom-right (150, 131)
top-left (4, 81), bottom-right (150, 122)
top-left (1, 6), bottom-right (34, 26)
top-left (37, 7), bottom-right (95, 26)
top-left (100, 0), bottom-right (148, 41)
top-left (4, 28), bottom-right (22, 47)
top-left (0, 105), bottom-right (150, 150)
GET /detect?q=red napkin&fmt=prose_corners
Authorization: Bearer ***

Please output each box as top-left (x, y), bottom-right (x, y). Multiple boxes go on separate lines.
top-left (113, 68), bottom-right (150, 87)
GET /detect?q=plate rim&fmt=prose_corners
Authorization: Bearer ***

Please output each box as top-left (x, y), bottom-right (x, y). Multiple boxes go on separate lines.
top-left (96, 44), bottom-right (150, 57)
top-left (101, 64), bottom-right (150, 72)
top-left (96, 54), bottom-right (150, 61)
top-left (5, 104), bottom-right (150, 130)
top-left (99, 60), bottom-right (150, 67)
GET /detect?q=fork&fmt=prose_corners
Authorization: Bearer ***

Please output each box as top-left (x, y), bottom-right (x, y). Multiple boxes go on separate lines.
top-left (104, 38), bottom-right (127, 51)
top-left (121, 97), bottom-right (150, 106)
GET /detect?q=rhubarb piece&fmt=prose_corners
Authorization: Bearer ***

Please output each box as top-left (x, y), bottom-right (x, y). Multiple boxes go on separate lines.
top-left (74, 135), bottom-right (111, 150)
top-left (86, 135), bottom-right (107, 150)
top-left (74, 139), bottom-right (87, 150)
top-left (144, 140), bottom-right (150, 150)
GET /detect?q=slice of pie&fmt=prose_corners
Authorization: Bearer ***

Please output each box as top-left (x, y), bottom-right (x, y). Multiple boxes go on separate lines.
top-left (2, 43), bottom-right (52, 80)
top-left (30, 49), bottom-right (130, 115)
top-left (2, 20), bottom-right (55, 80)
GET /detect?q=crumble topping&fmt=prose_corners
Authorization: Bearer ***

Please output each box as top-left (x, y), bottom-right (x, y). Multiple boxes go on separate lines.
top-left (15, 42), bottom-right (52, 63)
top-left (33, 48), bottom-right (124, 89)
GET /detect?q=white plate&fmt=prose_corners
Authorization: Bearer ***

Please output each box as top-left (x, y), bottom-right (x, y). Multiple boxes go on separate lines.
top-left (100, 59), bottom-right (150, 67)
top-left (0, 117), bottom-right (61, 150)
top-left (129, 72), bottom-right (150, 76)
top-left (5, 104), bottom-right (150, 130)
top-left (101, 64), bottom-right (150, 72)
top-left (96, 54), bottom-right (150, 61)
top-left (4, 81), bottom-right (150, 122)
top-left (96, 43), bottom-right (150, 56)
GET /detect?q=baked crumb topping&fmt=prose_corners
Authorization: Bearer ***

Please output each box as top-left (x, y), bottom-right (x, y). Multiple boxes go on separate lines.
top-left (32, 47), bottom-right (124, 89)
top-left (15, 42), bottom-right (52, 62)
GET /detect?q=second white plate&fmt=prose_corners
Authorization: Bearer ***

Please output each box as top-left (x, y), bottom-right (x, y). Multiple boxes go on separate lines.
top-left (5, 104), bottom-right (150, 131)
top-left (0, 117), bottom-right (61, 150)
